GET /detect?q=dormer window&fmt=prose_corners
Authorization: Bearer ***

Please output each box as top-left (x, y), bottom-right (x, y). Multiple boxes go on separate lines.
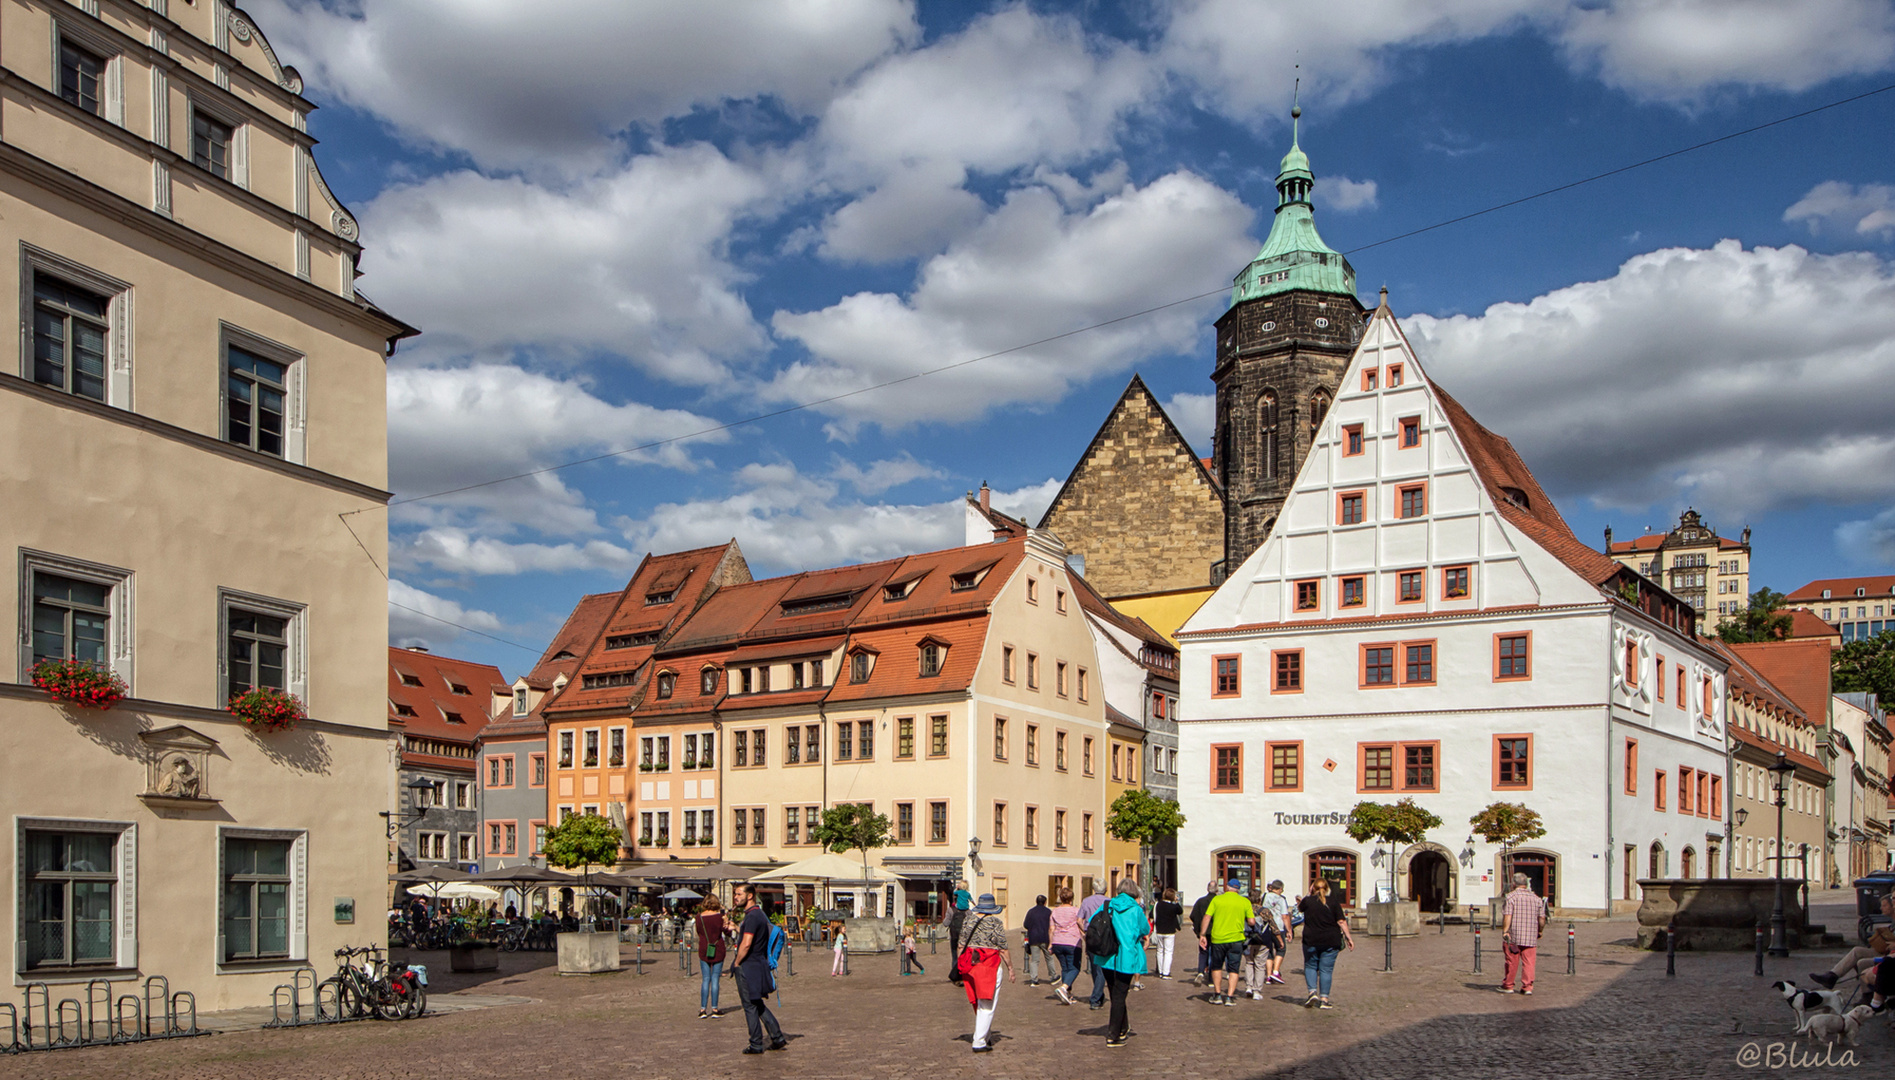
top-left (884, 581), bottom-right (916, 602)
top-left (393, 703), bottom-right (417, 717)
top-left (1856, 587), bottom-right (1867, 597)
top-left (580, 670), bottom-right (637, 690)
top-left (606, 630), bottom-right (661, 650)
top-left (850, 651), bottom-right (873, 683)
top-left (1499, 486), bottom-right (1530, 510)
top-left (952, 572), bottom-right (979, 591)
top-left (701, 667), bottom-right (719, 695)
top-left (513, 688), bottom-right (528, 716)
top-left (449, 682), bottom-right (471, 696)
top-left (399, 673), bottom-right (423, 687)
top-left (919, 640), bottom-right (946, 678)
top-left (656, 671), bottom-right (676, 700)
top-left (551, 650), bottom-right (577, 661)
top-left (646, 590), bottom-right (675, 606)
top-left (781, 592), bottom-right (853, 616)
top-left (443, 711), bottom-right (464, 724)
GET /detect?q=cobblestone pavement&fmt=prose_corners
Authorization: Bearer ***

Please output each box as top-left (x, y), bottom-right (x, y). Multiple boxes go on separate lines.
top-left (1, 914), bottom-right (1884, 1080)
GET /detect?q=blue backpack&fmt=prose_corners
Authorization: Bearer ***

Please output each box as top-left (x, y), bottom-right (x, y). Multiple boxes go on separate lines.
top-left (765, 921), bottom-right (787, 971)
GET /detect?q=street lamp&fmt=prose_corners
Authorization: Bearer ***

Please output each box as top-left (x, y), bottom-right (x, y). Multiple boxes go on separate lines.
top-left (381, 776), bottom-right (435, 839)
top-left (1768, 751), bottom-right (1796, 957)
top-left (968, 835), bottom-right (982, 879)
top-left (1458, 836), bottom-right (1476, 868)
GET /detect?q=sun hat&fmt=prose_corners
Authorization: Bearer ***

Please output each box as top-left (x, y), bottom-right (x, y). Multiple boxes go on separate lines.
top-left (973, 893), bottom-right (1002, 914)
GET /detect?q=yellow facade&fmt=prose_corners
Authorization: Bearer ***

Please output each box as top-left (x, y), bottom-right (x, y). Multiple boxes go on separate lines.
top-left (0, 0), bottom-right (408, 1008)
top-left (1108, 586), bottom-right (1214, 647)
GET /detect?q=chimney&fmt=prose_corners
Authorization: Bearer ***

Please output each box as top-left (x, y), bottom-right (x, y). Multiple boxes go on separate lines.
top-left (1603, 525), bottom-right (1613, 548)
top-left (979, 482), bottom-right (991, 515)
top-left (407, 645), bottom-right (430, 653)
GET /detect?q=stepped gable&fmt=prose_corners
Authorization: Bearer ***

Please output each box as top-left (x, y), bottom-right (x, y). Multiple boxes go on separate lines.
top-left (547, 542), bottom-right (748, 717)
top-left (387, 647), bottom-right (507, 756)
top-left (1038, 374), bottom-right (1224, 596)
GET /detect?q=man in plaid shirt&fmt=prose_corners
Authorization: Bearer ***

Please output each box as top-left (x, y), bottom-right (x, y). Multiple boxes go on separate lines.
top-left (1498, 872), bottom-right (1548, 995)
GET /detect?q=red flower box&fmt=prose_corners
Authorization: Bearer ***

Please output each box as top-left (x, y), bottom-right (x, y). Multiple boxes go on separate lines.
top-left (229, 686), bottom-right (305, 733)
top-left (31, 658), bottom-right (127, 709)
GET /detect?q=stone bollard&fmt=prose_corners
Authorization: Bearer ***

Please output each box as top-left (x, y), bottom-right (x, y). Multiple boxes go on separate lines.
top-left (1754, 922), bottom-right (1766, 977)
top-left (1566, 922), bottom-right (1575, 976)
top-left (1665, 923), bottom-right (1676, 977)
top-left (1473, 924), bottom-right (1482, 974)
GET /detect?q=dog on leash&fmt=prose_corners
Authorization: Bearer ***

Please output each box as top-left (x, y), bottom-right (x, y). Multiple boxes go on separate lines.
top-left (1800, 1004), bottom-right (1876, 1045)
top-left (1772, 980), bottom-right (1845, 1030)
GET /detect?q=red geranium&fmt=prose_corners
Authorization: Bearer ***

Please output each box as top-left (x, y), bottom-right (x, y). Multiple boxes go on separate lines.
top-left (31, 658), bottom-right (127, 709)
top-left (229, 686), bottom-right (305, 733)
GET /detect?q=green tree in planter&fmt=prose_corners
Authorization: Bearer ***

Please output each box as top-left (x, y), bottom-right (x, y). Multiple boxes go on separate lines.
top-left (810, 803), bottom-right (893, 883)
top-left (1107, 789), bottom-right (1186, 884)
top-left (1346, 798), bottom-right (1443, 902)
top-left (543, 813), bottom-right (624, 887)
top-left (1468, 802), bottom-right (1546, 884)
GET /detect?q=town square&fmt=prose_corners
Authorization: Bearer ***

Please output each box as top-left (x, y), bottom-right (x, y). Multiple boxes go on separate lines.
top-left (2, 1), bottom-right (1895, 1077)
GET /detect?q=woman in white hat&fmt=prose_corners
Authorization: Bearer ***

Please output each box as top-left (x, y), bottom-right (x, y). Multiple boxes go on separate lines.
top-left (957, 893), bottom-right (1014, 1053)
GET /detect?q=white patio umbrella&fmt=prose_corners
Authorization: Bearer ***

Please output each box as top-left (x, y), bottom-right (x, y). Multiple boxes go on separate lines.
top-left (406, 882), bottom-right (502, 902)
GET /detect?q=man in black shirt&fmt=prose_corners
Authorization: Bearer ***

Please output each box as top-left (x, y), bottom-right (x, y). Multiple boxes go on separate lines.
top-left (1022, 895), bottom-right (1053, 985)
top-left (731, 883), bottom-right (786, 1054)
top-left (1189, 881), bottom-right (1220, 986)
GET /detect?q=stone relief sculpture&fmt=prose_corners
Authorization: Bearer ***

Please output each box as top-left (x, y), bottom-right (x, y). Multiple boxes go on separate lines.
top-left (140, 726), bottom-right (219, 802)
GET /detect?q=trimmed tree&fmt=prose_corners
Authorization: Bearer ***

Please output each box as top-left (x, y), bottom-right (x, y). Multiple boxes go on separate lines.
top-left (810, 803), bottom-right (894, 884)
top-left (543, 812), bottom-right (624, 888)
top-left (1347, 798), bottom-right (1442, 904)
top-left (1468, 802), bottom-right (1547, 884)
top-left (1107, 790), bottom-right (1187, 887)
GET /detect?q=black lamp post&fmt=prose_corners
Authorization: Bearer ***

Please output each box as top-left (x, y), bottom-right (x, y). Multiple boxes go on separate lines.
top-left (1768, 751), bottom-right (1796, 957)
top-left (382, 775), bottom-right (435, 839)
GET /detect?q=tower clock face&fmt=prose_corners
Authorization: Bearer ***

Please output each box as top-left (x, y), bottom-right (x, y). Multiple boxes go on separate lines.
top-left (1261, 321), bottom-right (1276, 331)
top-left (1314, 317), bottom-right (1330, 329)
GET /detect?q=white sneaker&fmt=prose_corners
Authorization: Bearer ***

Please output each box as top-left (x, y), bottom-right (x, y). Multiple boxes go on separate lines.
top-left (1249, 990), bottom-right (1262, 1000)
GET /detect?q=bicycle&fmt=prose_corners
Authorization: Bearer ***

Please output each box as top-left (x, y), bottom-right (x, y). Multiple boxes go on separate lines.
top-left (323, 947), bottom-right (427, 1020)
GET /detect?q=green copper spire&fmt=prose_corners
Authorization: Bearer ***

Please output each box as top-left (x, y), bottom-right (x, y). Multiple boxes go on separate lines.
top-left (1230, 96), bottom-right (1356, 306)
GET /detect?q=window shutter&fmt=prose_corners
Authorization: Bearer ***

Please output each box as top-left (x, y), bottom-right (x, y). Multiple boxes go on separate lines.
top-left (118, 823), bottom-right (138, 969)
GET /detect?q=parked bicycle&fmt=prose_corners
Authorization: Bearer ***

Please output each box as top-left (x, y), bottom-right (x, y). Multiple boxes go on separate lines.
top-left (323, 946), bottom-right (426, 1020)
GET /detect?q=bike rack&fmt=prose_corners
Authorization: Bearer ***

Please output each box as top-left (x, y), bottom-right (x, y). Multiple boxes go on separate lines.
top-left (85, 980), bottom-right (112, 1044)
top-left (114, 996), bottom-right (142, 1043)
top-left (54, 998), bottom-right (82, 1048)
top-left (142, 975), bottom-right (171, 1037)
top-left (21, 984), bottom-right (49, 1051)
top-left (1, 1002), bottom-right (19, 1054)
top-left (0, 974), bottom-right (207, 1053)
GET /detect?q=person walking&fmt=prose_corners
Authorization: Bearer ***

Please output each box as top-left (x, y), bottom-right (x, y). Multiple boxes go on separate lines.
top-left (901, 923), bottom-right (926, 975)
top-left (959, 893), bottom-right (1014, 1053)
top-left (730, 883), bottom-right (787, 1054)
top-left (1078, 885), bottom-right (1109, 1009)
top-left (1199, 878), bottom-right (1255, 1006)
top-left (948, 879), bottom-right (973, 956)
top-left (1098, 879), bottom-right (1150, 1048)
top-left (1022, 895), bottom-right (1053, 985)
top-left (694, 895), bottom-right (729, 1019)
top-left (1297, 877), bottom-right (1353, 1009)
top-left (1048, 887), bottom-right (1084, 1004)
top-left (1499, 872), bottom-right (1548, 995)
top-left (831, 921), bottom-right (849, 976)
top-left (1189, 881), bottom-right (1220, 985)
top-left (1260, 880), bottom-right (1293, 987)
top-left (1153, 888), bottom-right (1183, 979)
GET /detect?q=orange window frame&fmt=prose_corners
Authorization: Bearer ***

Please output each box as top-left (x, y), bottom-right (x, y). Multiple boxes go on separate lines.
top-left (528, 754), bottom-right (547, 787)
top-left (1709, 775), bottom-right (1722, 817)
top-left (1624, 639), bottom-right (1639, 686)
top-left (1396, 570), bottom-right (1425, 604)
top-left (1400, 740), bottom-right (1440, 792)
top-left (1678, 767), bottom-right (1694, 813)
top-left (1399, 414), bottom-right (1420, 447)
top-left (1493, 631), bottom-right (1532, 681)
top-left (1401, 640), bottom-right (1437, 685)
top-left (1654, 770), bottom-right (1667, 811)
top-left (1271, 649), bottom-right (1304, 693)
top-left (1656, 657), bottom-right (1666, 701)
top-left (1386, 363), bottom-right (1404, 387)
top-left (1342, 424), bottom-right (1365, 457)
top-left (1294, 579), bottom-right (1321, 612)
top-left (1624, 738), bottom-right (1638, 795)
top-left (1397, 482), bottom-right (1428, 519)
top-left (1361, 368), bottom-right (1379, 392)
top-left (1339, 575), bottom-right (1366, 608)
top-left (1441, 565), bottom-right (1470, 600)
top-left (1357, 742), bottom-right (1397, 793)
top-left (1337, 489), bottom-right (1367, 525)
top-left (1696, 771), bottom-right (1710, 818)
top-left (1266, 740), bottom-right (1303, 792)
top-left (1493, 733), bottom-right (1533, 790)
top-left (1211, 743), bottom-right (1243, 792)
top-left (1213, 654), bottom-right (1241, 697)
top-left (1675, 667), bottom-right (1685, 708)
top-left (1359, 642), bottom-right (1397, 688)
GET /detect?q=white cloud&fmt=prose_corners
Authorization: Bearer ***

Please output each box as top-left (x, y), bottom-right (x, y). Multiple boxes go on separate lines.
top-left (1837, 506), bottom-right (1895, 567)
top-left (817, 159), bottom-right (987, 264)
top-left (249, 0), bottom-right (918, 172)
top-left (1163, 391), bottom-right (1215, 453)
top-left (620, 466), bottom-right (1058, 575)
top-left (1556, 0), bottom-right (1895, 103)
top-left (397, 529), bottom-right (640, 577)
top-left (1315, 176), bottom-right (1379, 213)
top-left (1785, 181), bottom-right (1895, 241)
top-left (1403, 240), bottom-right (1895, 517)
top-left (1158, 0), bottom-right (1895, 125)
top-left (387, 364), bottom-right (726, 534)
top-left (361, 145), bottom-right (770, 383)
top-left (769, 171), bottom-right (1256, 435)
top-left (831, 454), bottom-right (944, 495)
top-left (389, 579), bottom-right (504, 649)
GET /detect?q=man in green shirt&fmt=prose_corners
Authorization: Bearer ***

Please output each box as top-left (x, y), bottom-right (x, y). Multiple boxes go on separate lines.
top-left (1197, 879), bottom-right (1256, 1006)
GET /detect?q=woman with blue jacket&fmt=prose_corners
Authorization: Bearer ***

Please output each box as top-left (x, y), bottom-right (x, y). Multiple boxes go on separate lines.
top-left (1096, 879), bottom-right (1149, 1048)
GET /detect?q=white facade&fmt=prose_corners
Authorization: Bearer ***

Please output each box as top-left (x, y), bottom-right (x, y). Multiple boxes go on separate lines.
top-left (1177, 302), bottom-right (1728, 915)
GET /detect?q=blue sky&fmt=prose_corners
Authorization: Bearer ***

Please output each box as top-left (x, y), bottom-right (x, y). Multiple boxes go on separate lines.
top-left (248, 0), bottom-right (1895, 677)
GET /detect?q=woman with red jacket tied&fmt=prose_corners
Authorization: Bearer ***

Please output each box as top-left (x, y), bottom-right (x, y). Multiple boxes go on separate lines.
top-left (957, 893), bottom-right (1014, 1053)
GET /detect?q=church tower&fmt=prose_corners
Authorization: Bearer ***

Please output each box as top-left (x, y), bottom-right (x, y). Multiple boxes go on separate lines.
top-left (1213, 105), bottom-right (1368, 578)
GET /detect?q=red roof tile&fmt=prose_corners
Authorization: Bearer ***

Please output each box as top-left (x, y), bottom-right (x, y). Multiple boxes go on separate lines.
top-left (822, 618), bottom-right (992, 705)
top-left (1786, 576), bottom-right (1895, 603)
top-left (1726, 639), bottom-right (1835, 725)
top-left (1783, 609), bottom-right (1842, 641)
top-left (387, 647), bottom-right (506, 745)
top-left (1712, 640), bottom-right (1810, 726)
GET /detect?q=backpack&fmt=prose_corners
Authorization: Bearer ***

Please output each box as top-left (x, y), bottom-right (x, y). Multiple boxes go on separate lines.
top-left (765, 921), bottom-right (786, 971)
top-left (1084, 905), bottom-right (1120, 958)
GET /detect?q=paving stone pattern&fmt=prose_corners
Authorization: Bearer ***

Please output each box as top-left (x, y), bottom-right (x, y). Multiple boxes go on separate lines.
top-left (0, 917), bottom-right (1879, 1080)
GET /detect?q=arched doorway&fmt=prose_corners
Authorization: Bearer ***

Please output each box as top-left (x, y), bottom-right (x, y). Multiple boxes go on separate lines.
top-left (1511, 851), bottom-right (1558, 906)
top-left (1648, 842), bottom-right (1665, 879)
top-left (1406, 848), bottom-right (1453, 912)
top-left (1680, 847), bottom-right (1696, 879)
top-left (1307, 850), bottom-right (1358, 908)
top-left (1217, 849), bottom-right (1261, 897)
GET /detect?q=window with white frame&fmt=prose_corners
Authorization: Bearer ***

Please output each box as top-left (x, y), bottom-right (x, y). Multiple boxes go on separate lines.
top-left (219, 830), bottom-right (304, 964)
top-left (219, 590), bottom-right (305, 707)
top-left (188, 98), bottom-right (247, 186)
top-left (21, 550), bottom-right (134, 689)
top-left (453, 781), bottom-right (472, 810)
top-left (457, 834), bottom-right (474, 862)
top-left (22, 247), bottom-right (133, 407)
top-left (221, 327), bottom-right (305, 463)
top-left (20, 821), bottom-right (134, 971)
top-left (54, 23), bottom-right (123, 125)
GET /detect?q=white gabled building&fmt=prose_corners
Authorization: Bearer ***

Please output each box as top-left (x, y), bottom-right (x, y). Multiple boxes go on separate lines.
top-left (1176, 297), bottom-right (1729, 916)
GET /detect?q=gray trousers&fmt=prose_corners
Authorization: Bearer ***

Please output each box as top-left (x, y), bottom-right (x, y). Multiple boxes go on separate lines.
top-left (1022, 943), bottom-right (1051, 982)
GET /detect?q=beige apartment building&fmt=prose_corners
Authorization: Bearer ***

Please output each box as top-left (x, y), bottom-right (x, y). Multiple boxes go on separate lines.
top-left (1606, 510), bottom-right (1751, 631)
top-left (0, 0), bottom-right (410, 1009)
